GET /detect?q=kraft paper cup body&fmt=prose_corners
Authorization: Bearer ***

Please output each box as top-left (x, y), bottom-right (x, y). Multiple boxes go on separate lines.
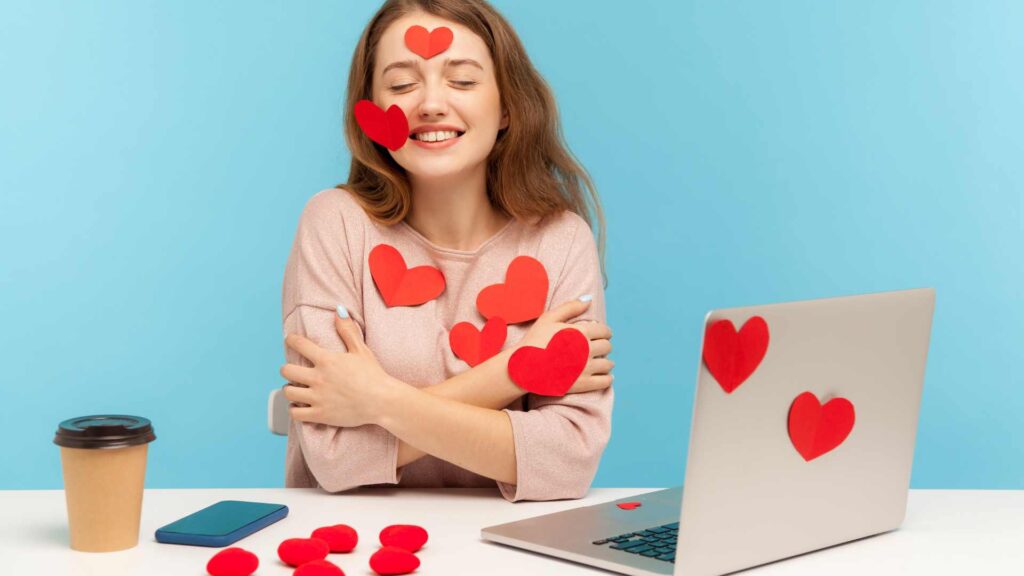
top-left (53, 415), bottom-right (156, 552)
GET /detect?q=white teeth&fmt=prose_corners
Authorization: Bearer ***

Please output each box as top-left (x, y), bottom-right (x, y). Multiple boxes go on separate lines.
top-left (414, 130), bottom-right (459, 142)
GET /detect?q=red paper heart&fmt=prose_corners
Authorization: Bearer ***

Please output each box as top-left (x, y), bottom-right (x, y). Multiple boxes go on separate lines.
top-left (354, 100), bottom-right (409, 151)
top-left (206, 547), bottom-right (259, 576)
top-left (477, 256), bottom-right (548, 324)
top-left (369, 546), bottom-right (421, 576)
top-left (450, 317), bottom-right (507, 367)
top-left (702, 316), bottom-right (770, 393)
top-left (507, 327), bottom-right (589, 397)
top-left (788, 391), bottom-right (856, 461)
top-left (616, 502), bottom-right (642, 510)
top-left (369, 243), bottom-right (445, 307)
top-left (277, 537), bottom-right (330, 567)
top-left (312, 524), bottom-right (358, 553)
top-left (404, 25), bottom-right (454, 59)
top-left (295, 559), bottom-right (346, 576)
top-left (379, 524), bottom-right (429, 553)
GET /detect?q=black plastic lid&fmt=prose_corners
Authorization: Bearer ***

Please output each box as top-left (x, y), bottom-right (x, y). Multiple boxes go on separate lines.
top-left (53, 415), bottom-right (156, 449)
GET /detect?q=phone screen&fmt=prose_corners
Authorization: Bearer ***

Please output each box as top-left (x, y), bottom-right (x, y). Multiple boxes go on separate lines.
top-left (160, 501), bottom-right (286, 536)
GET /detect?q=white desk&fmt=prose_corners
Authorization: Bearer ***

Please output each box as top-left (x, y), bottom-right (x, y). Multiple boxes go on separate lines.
top-left (1, 488), bottom-right (1020, 575)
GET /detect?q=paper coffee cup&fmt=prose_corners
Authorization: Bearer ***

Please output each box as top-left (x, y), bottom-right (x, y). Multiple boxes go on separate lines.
top-left (53, 415), bottom-right (156, 552)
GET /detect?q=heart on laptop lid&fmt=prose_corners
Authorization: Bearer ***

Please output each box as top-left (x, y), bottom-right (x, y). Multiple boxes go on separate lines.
top-left (702, 316), bottom-right (770, 393)
top-left (788, 391), bottom-right (856, 461)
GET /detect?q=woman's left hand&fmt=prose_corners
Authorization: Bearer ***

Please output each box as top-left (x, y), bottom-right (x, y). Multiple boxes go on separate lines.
top-left (281, 312), bottom-right (400, 428)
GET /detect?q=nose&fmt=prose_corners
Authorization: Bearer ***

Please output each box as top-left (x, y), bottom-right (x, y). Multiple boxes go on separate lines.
top-left (416, 79), bottom-right (449, 120)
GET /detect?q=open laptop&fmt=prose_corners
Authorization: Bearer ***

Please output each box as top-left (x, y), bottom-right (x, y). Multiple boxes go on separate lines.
top-left (481, 288), bottom-right (935, 576)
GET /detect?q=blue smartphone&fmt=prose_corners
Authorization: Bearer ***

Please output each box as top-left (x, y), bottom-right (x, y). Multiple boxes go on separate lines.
top-left (155, 500), bottom-right (289, 547)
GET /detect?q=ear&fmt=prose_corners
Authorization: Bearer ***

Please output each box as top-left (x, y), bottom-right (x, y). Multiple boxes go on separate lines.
top-left (499, 107), bottom-right (509, 131)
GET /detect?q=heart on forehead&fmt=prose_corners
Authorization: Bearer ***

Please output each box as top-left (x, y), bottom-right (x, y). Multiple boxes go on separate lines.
top-left (787, 391), bottom-right (856, 461)
top-left (404, 25), bottom-right (454, 59)
top-left (507, 327), bottom-right (589, 397)
top-left (369, 243), bottom-right (445, 307)
top-left (450, 317), bottom-right (508, 367)
top-left (354, 100), bottom-right (409, 151)
top-left (701, 316), bottom-right (769, 394)
top-left (477, 256), bottom-right (548, 324)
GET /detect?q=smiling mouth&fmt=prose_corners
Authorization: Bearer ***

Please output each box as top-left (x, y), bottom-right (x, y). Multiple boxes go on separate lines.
top-left (409, 130), bottom-right (466, 143)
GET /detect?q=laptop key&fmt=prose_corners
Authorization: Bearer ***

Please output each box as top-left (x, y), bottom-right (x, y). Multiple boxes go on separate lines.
top-left (648, 527), bottom-right (670, 534)
top-left (592, 538), bottom-right (610, 545)
top-left (610, 540), bottom-right (647, 550)
top-left (657, 552), bottom-right (676, 562)
top-left (627, 545), bottom-right (655, 555)
top-left (641, 549), bottom-right (661, 557)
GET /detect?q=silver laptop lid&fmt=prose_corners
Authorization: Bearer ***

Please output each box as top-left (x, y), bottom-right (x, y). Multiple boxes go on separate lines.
top-left (675, 288), bottom-right (935, 576)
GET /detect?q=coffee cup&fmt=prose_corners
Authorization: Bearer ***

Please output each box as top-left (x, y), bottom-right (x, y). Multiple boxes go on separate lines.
top-left (53, 415), bottom-right (156, 552)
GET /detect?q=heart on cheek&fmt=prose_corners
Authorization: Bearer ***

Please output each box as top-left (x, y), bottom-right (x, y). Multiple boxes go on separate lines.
top-left (404, 25), bottom-right (454, 59)
top-left (354, 100), bottom-right (409, 151)
top-left (507, 327), bottom-right (589, 397)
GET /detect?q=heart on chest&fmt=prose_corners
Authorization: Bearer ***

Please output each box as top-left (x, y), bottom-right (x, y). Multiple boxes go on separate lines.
top-left (369, 243), bottom-right (446, 307)
top-left (477, 255), bottom-right (548, 324)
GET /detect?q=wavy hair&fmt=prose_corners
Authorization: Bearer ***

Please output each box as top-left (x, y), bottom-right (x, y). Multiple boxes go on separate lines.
top-left (341, 0), bottom-right (606, 283)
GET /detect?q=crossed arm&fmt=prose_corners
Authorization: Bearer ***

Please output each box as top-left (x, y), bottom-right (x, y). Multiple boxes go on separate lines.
top-left (282, 299), bottom-right (613, 489)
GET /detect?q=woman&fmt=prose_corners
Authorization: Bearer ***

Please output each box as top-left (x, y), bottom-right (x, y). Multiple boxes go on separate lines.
top-left (280, 0), bottom-right (614, 503)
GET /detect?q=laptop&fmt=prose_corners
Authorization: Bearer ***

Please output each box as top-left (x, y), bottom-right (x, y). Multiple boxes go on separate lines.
top-left (481, 288), bottom-right (935, 575)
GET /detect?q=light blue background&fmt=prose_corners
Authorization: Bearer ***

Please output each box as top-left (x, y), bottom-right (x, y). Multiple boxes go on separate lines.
top-left (2, 1), bottom-right (1021, 490)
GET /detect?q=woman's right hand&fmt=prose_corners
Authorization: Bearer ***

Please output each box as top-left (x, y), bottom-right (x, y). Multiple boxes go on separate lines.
top-left (517, 296), bottom-right (614, 394)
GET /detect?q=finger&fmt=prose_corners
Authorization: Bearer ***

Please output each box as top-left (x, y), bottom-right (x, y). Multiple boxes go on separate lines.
top-left (542, 297), bottom-right (592, 323)
top-left (589, 338), bottom-right (612, 358)
top-left (289, 405), bottom-right (317, 423)
top-left (573, 374), bottom-right (613, 394)
top-left (280, 364), bottom-right (318, 387)
top-left (580, 321), bottom-right (612, 341)
top-left (334, 306), bottom-right (366, 353)
top-left (282, 381), bottom-right (315, 404)
top-left (587, 358), bottom-right (615, 375)
top-left (284, 333), bottom-right (326, 365)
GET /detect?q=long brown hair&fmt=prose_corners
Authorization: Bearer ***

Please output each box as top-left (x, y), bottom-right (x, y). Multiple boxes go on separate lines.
top-left (341, 0), bottom-right (607, 283)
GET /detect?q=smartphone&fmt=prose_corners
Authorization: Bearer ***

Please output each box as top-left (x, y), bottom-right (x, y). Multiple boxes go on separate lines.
top-left (155, 500), bottom-right (288, 547)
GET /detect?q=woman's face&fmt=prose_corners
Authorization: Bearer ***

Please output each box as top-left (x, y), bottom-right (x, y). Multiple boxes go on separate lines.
top-left (372, 12), bottom-right (507, 180)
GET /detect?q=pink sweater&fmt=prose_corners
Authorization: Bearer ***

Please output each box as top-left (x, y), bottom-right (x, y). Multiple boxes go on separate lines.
top-left (281, 188), bottom-right (612, 502)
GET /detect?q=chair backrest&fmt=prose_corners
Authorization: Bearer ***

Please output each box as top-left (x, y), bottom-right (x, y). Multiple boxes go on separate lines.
top-left (268, 387), bottom-right (290, 436)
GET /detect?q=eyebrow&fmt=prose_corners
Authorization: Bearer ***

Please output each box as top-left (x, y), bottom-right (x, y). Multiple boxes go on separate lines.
top-left (381, 58), bottom-right (484, 75)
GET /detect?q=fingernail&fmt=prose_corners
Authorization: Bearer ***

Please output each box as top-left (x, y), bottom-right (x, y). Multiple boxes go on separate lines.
top-left (610, 374), bottom-right (614, 381)
top-left (579, 294), bottom-right (593, 303)
top-left (337, 304), bottom-right (349, 319)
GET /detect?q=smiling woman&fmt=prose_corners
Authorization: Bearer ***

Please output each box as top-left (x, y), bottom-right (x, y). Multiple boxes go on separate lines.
top-left (280, 0), bottom-right (615, 503)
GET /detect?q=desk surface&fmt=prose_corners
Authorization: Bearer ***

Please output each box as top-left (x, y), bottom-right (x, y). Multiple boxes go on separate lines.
top-left (2, 487), bottom-right (1021, 575)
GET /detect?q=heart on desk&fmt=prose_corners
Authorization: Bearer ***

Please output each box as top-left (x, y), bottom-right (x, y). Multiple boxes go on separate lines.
top-left (477, 255), bottom-right (548, 324)
top-left (507, 327), bottom-right (588, 396)
top-left (702, 316), bottom-right (770, 393)
top-left (787, 391), bottom-right (856, 461)
top-left (369, 243), bottom-right (445, 307)
top-left (450, 317), bottom-right (508, 367)
top-left (617, 502), bottom-right (642, 510)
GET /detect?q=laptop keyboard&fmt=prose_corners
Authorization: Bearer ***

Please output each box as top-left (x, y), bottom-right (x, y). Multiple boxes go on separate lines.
top-left (591, 521), bottom-right (678, 563)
